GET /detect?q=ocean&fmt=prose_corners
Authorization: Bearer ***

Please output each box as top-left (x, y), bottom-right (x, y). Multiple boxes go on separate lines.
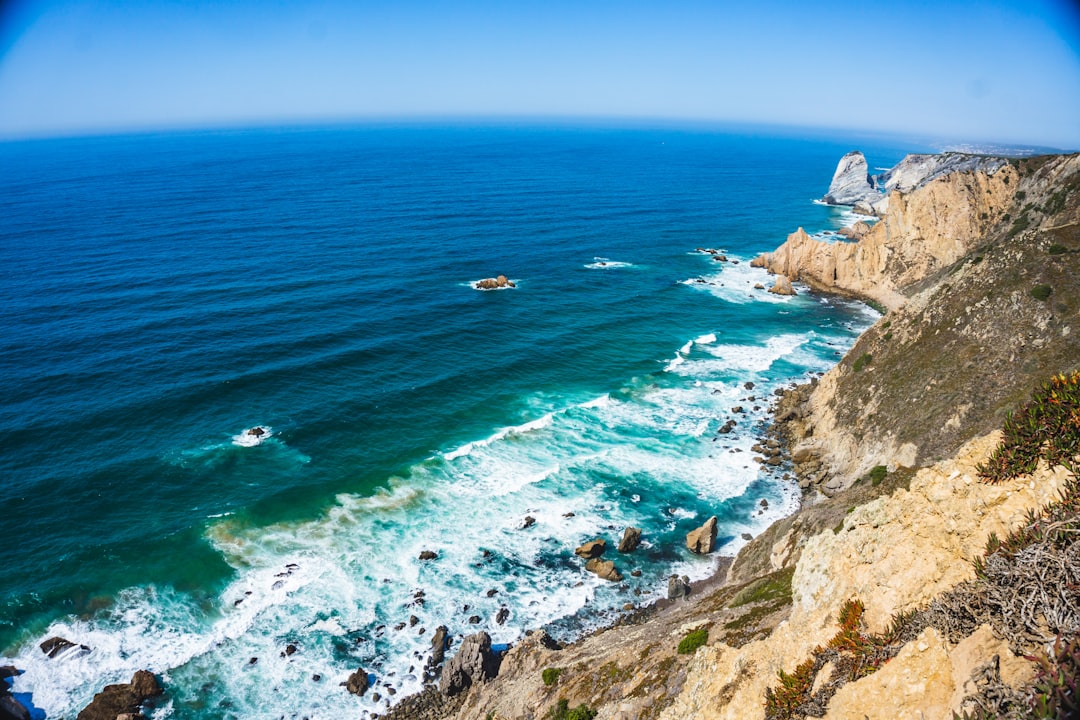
top-left (0, 123), bottom-right (919, 718)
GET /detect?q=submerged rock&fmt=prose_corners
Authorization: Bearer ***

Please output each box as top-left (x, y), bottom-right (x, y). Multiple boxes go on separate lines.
top-left (40, 636), bottom-right (90, 659)
top-left (686, 516), bottom-right (718, 554)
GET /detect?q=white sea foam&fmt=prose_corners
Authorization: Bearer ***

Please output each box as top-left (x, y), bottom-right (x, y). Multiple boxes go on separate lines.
top-left (584, 258), bottom-right (634, 269)
top-left (5, 317), bottom-right (866, 718)
top-left (232, 426), bottom-right (272, 447)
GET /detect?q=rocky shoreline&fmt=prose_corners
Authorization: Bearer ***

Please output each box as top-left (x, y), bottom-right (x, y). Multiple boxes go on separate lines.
top-left (8, 148), bottom-right (1078, 720)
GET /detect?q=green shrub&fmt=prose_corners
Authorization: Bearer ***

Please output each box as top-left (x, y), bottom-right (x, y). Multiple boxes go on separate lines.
top-left (883, 331), bottom-right (893, 342)
top-left (1031, 284), bottom-right (1053, 301)
top-left (542, 667), bottom-right (563, 686)
top-left (547, 699), bottom-right (597, 720)
top-left (866, 465), bottom-right (888, 486)
top-left (1048, 243), bottom-right (1068, 255)
top-left (677, 628), bottom-right (709, 655)
top-left (853, 353), bottom-right (872, 372)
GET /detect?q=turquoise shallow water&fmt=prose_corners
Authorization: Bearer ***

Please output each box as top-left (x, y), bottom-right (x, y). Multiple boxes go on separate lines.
top-left (0, 123), bottom-right (920, 717)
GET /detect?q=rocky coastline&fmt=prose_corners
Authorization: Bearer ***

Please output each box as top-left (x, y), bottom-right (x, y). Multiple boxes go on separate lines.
top-left (7, 149), bottom-right (1078, 720)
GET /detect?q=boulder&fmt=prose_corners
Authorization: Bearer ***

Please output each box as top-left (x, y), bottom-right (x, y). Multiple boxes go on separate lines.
top-left (574, 539), bottom-right (606, 559)
top-left (496, 607), bottom-right (509, 625)
top-left (344, 668), bottom-right (369, 696)
top-left (617, 527), bottom-right (642, 553)
top-left (686, 516), bottom-right (718, 554)
top-left (76, 670), bottom-right (162, 720)
top-left (585, 558), bottom-right (624, 582)
top-left (428, 626), bottom-right (449, 668)
top-left (521, 516), bottom-right (536, 529)
top-left (418, 550), bottom-right (438, 561)
top-left (475, 275), bottom-right (516, 290)
top-left (822, 150), bottom-right (876, 206)
top-left (667, 575), bottom-right (691, 601)
top-left (40, 636), bottom-right (90, 659)
top-left (768, 275), bottom-right (797, 296)
top-left (439, 632), bottom-right (500, 696)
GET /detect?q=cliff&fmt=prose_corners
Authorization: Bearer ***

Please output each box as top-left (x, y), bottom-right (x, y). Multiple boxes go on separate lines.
top-left (382, 153), bottom-right (1080, 720)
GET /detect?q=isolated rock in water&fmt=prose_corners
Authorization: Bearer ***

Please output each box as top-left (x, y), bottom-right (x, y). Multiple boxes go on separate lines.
top-left (40, 636), bottom-right (90, 659)
top-left (418, 550), bottom-right (438, 561)
top-left (822, 150), bottom-right (876, 206)
top-left (686, 516), bottom-right (718, 554)
top-left (585, 558), bottom-right (624, 582)
top-left (667, 574), bottom-right (691, 600)
top-left (475, 275), bottom-right (516, 290)
top-left (76, 670), bottom-right (162, 720)
top-left (768, 275), bottom-right (797, 296)
top-left (344, 668), bottom-right (369, 696)
top-left (428, 626), bottom-right (449, 669)
top-left (521, 515), bottom-right (536, 529)
top-left (617, 527), bottom-right (642, 553)
top-left (574, 539), bottom-right (606, 559)
top-left (439, 632), bottom-right (500, 696)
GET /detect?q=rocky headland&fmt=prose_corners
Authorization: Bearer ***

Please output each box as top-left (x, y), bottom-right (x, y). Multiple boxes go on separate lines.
top-left (10, 150), bottom-right (1078, 720)
top-left (379, 150), bottom-right (1080, 720)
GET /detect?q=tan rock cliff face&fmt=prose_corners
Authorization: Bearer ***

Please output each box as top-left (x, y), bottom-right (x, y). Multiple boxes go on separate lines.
top-left (753, 163), bottom-right (1017, 311)
top-left (658, 433), bottom-right (1068, 720)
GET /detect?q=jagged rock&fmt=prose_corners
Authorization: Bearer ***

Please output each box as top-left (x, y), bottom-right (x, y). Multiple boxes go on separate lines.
top-left (617, 527), bottom-right (641, 553)
top-left (439, 632), bottom-right (500, 696)
top-left (76, 670), bottom-right (162, 720)
top-left (667, 574), bottom-right (691, 600)
top-left (496, 607), bottom-right (509, 625)
top-left (521, 516), bottom-right (536, 529)
top-left (574, 539), bottom-right (606, 559)
top-left (40, 636), bottom-right (90, 659)
top-left (768, 275), bottom-right (797, 296)
top-left (585, 558), bottom-right (624, 582)
top-left (429, 626), bottom-right (449, 668)
top-left (344, 668), bottom-right (369, 696)
top-left (836, 221), bottom-right (872, 240)
top-left (418, 550), bottom-right (438, 561)
top-left (686, 516), bottom-right (718, 554)
top-left (822, 150), bottom-right (876, 206)
top-left (468, 615), bottom-right (481, 624)
top-left (475, 275), bottom-right (516, 290)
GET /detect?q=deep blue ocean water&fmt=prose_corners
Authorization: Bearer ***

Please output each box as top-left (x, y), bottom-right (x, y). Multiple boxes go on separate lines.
top-left (0, 124), bottom-right (920, 718)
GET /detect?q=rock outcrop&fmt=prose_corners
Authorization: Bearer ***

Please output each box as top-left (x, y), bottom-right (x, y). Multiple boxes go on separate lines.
top-left (822, 150), bottom-right (877, 206)
top-left (878, 152), bottom-right (1010, 195)
top-left (585, 558), bottom-right (623, 582)
top-left (76, 670), bottom-right (163, 720)
top-left (767, 274), bottom-right (796, 296)
top-left (685, 516), bottom-right (718, 554)
top-left (474, 275), bottom-right (516, 290)
top-left (439, 632), bottom-right (500, 697)
top-left (344, 668), bottom-right (370, 696)
top-left (40, 636), bottom-right (90, 659)
top-left (617, 527), bottom-right (641, 553)
top-left (574, 539), bottom-right (606, 559)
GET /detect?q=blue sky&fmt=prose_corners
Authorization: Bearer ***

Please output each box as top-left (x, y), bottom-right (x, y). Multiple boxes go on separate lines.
top-left (1, 0), bottom-right (1079, 146)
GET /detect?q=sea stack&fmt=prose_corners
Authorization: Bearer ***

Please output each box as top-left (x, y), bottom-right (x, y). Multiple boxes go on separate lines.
top-left (822, 150), bottom-right (876, 206)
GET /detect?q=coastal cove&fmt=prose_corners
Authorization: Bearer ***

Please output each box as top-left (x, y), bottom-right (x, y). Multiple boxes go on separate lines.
top-left (0, 125), bottom-right (931, 718)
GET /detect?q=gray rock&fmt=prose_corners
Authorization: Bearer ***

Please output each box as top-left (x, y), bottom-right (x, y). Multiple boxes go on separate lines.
top-left (438, 632), bottom-right (500, 696)
top-left (667, 574), bottom-right (691, 601)
top-left (822, 151), bottom-right (877, 206)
